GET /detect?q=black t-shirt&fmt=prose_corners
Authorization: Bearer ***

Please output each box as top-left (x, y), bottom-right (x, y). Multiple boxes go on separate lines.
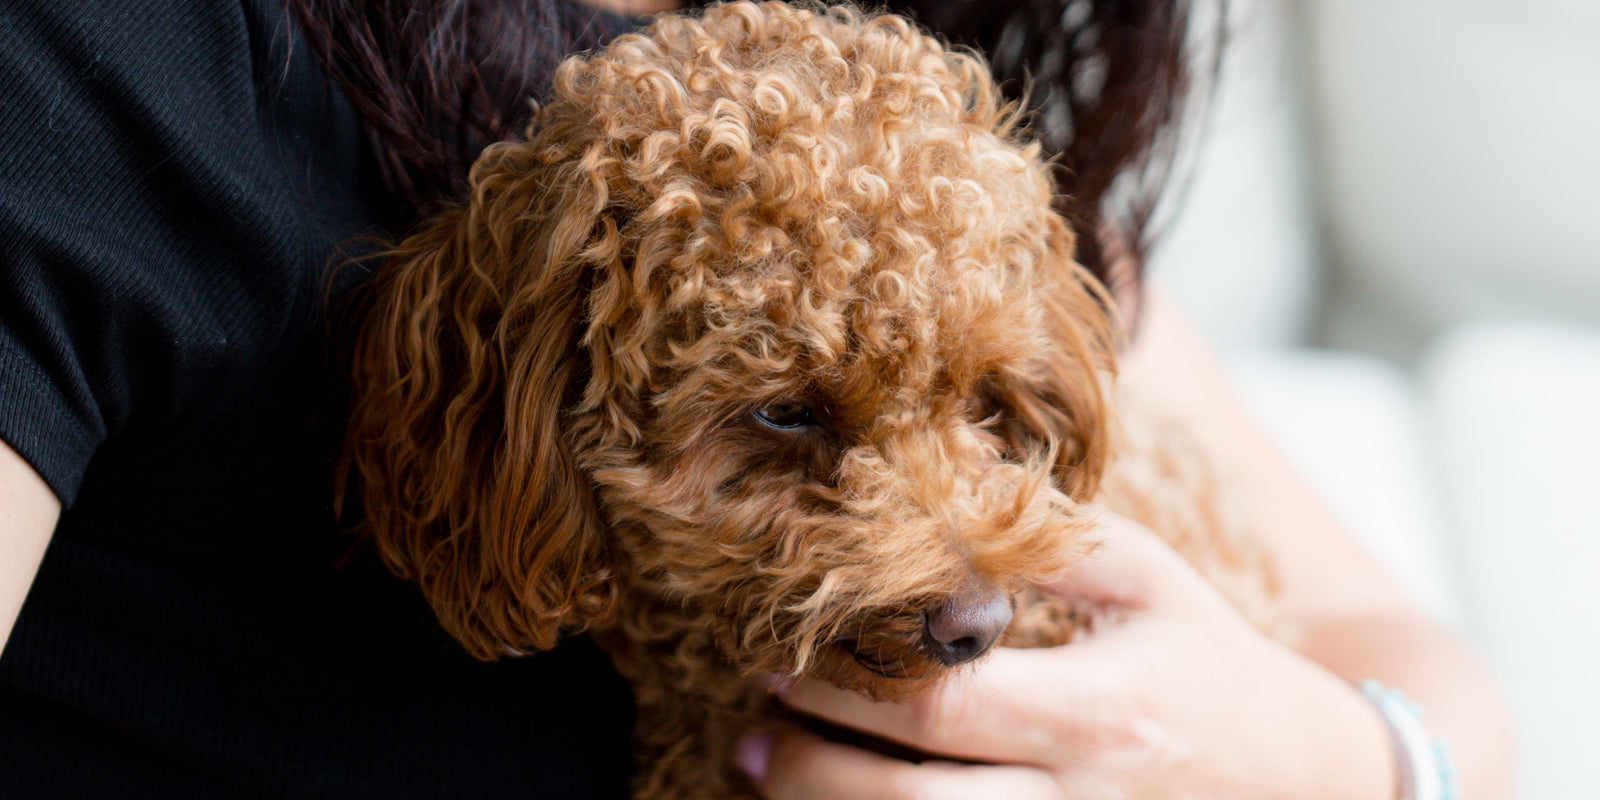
top-left (0, 0), bottom-right (635, 795)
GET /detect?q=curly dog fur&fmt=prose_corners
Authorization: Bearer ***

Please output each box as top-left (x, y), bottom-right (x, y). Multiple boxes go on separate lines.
top-left (344, 3), bottom-right (1279, 797)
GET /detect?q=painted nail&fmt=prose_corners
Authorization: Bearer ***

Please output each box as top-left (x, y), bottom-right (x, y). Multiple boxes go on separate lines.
top-left (735, 732), bottom-right (774, 783)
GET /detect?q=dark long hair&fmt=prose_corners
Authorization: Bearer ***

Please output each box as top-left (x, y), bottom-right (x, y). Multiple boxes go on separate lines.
top-left (287, 0), bottom-right (1210, 293)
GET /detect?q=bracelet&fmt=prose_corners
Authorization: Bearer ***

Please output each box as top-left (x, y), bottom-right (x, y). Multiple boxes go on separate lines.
top-left (1359, 680), bottom-right (1460, 800)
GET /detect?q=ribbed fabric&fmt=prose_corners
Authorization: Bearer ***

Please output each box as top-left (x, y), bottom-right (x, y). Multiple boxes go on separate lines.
top-left (0, 0), bottom-right (635, 795)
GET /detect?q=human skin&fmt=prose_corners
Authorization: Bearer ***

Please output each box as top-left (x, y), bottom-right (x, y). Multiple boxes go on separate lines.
top-left (0, 292), bottom-right (1515, 796)
top-left (0, 0), bottom-right (709, 671)
top-left (3, 0), bottom-right (1518, 791)
top-left (0, 440), bottom-right (57, 654)
top-left (741, 513), bottom-right (1399, 800)
top-left (736, 288), bottom-right (1517, 800)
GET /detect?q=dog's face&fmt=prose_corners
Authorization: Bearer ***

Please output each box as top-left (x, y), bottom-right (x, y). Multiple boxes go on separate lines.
top-left (577, 223), bottom-right (1103, 696)
top-left (347, 2), bottom-right (1114, 699)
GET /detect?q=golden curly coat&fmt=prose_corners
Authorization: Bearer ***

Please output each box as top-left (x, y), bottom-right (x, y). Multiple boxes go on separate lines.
top-left (344, 3), bottom-right (1278, 797)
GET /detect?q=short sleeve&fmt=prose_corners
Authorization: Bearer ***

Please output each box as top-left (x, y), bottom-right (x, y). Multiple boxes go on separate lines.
top-left (0, 0), bottom-right (377, 505)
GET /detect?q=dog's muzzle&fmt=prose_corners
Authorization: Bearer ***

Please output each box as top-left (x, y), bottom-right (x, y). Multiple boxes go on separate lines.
top-left (835, 587), bottom-right (1015, 677)
top-left (920, 588), bottom-right (1014, 666)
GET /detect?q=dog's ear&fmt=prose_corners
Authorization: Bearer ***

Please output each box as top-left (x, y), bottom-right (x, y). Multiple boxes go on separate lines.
top-left (999, 214), bottom-right (1118, 501)
top-left (342, 142), bottom-right (624, 659)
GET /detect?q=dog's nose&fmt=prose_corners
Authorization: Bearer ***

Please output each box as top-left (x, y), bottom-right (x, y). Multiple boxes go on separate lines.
top-left (922, 588), bottom-right (1013, 666)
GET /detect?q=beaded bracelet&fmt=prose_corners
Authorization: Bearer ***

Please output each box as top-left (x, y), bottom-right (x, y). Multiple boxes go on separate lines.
top-left (1359, 680), bottom-right (1460, 800)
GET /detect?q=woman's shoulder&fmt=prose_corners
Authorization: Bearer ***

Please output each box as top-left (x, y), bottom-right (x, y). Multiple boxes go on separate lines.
top-left (0, 0), bottom-right (387, 503)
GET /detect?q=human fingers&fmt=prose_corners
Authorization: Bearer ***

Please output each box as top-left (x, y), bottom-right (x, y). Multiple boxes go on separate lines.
top-left (773, 645), bottom-right (1124, 766)
top-left (769, 513), bottom-right (1244, 771)
top-left (741, 724), bottom-right (1061, 800)
top-left (771, 515), bottom-right (1227, 766)
top-left (1045, 510), bottom-right (1225, 615)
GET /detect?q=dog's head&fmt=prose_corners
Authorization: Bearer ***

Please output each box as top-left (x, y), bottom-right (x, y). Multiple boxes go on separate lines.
top-left (346, 1), bottom-right (1115, 699)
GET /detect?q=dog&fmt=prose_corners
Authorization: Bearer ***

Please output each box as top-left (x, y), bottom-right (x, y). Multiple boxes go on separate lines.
top-left (343, 3), bottom-right (1279, 797)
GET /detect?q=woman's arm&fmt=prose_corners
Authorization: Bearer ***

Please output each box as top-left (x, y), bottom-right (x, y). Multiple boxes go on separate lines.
top-left (741, 286), bottom-right (1516, 799)
top-left (1122, 286), bottom-right (1517, 798)
top-left (1, 439), bottom-right (60, 654)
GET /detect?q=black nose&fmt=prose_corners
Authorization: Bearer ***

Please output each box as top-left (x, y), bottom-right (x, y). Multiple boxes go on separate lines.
top-left (922, 588), bottom-right (1013, 666)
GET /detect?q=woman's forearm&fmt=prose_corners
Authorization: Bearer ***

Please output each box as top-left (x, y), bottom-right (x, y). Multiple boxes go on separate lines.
top-left (1306, 611), bottom-right (1518, 799)
top-left (1124, 285), bottom-right (1517, 798)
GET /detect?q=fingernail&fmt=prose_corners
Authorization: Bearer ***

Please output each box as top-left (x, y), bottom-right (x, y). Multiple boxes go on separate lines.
top-left (735, 732), bottom-right (774, 783)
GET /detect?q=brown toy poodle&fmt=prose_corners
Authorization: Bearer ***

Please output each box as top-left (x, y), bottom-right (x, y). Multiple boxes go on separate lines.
top-left (343, 3), bottom-right (1279, 797)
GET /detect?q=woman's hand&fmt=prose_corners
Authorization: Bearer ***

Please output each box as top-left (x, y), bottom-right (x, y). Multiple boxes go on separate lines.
top-left (736, 512), bottom-right (1397, 800)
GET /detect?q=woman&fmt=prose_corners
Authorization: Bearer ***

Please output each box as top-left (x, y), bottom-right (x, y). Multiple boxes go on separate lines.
top-left (0, 0), bottom-right (1512, 796)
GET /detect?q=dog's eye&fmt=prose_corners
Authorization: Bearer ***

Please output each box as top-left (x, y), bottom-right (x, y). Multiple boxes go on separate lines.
top-left (753, 402), bottom-right (816, 431)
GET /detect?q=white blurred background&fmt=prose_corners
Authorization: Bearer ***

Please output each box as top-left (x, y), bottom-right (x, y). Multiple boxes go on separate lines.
top-left (1151, 0), bottom-right (1600, 796)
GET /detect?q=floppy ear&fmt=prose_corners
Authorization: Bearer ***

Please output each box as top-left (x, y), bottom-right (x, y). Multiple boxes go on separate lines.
top-left (998, 214), bottom-right (1118, 501)
top-left (343, 141), bottom-right (623, 660)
